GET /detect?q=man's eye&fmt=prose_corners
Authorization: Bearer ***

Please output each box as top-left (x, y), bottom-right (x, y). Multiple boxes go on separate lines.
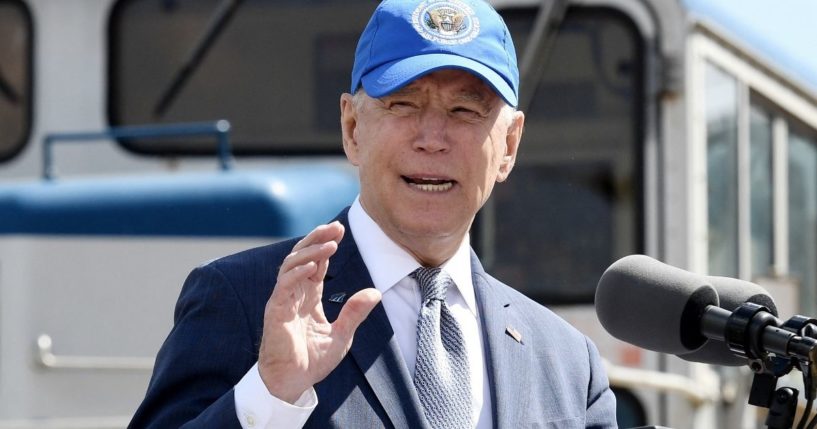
top-left (452, 106), bottom-right (483, 118)
top-left (389, 101), bottom-right (417, 110)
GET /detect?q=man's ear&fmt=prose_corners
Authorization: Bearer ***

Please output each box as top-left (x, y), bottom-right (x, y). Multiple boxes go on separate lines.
top-left (497, 110), bottom-right (524, 182)
top-left (340, 93), bottom-right (360, 166)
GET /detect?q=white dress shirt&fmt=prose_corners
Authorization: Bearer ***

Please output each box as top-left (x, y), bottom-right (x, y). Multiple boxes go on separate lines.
top-left (234, 198), bottom-right (492, 428)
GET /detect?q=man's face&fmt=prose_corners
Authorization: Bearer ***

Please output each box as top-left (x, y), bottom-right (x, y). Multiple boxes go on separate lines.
top-left (341, 69), bottom-right (524, 262)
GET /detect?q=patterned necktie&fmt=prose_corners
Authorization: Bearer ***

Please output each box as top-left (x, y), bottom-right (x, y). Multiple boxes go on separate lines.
top-left (411, 267), bottom-right (472, 429)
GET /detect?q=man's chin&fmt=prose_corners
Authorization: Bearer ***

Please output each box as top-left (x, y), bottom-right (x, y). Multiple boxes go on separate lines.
top-left (396, 220), bottom-right (465, 242)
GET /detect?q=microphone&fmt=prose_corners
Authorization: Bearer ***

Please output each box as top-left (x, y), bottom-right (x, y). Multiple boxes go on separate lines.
top-left (594, 254), bottom-right (717, 355)
top-left (678, 276), bottom-right (778, 366)
top-left (595, 255), bottom-right (815, 364)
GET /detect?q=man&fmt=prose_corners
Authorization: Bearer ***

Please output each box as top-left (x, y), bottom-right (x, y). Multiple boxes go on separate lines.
top-left (130, 0), bottom-right (617, 428)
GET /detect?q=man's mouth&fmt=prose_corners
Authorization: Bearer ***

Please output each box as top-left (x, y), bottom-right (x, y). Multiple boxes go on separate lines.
top-left (402, 176), bottom-right (455, 192)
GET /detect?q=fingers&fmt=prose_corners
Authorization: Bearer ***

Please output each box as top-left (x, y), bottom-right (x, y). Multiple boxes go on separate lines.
top-left (282, 221), bottom-right (343, 277)
top-left (308, 222), bottom-right (343, 284)
top-left (292, 221), bottom-right (344, 253)
top-left (280, 240), bottom-right (338, 278)
top-left (274, 260), bottom-right (318, 296)
top-left (269, 221), bottom-right (345, 317)
top-left (333, 288), bottom-right (382, 344)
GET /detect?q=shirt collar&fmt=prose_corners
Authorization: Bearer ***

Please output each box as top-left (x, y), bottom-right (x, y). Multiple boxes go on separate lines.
top-left (348, 197), bottom-right (477, 316)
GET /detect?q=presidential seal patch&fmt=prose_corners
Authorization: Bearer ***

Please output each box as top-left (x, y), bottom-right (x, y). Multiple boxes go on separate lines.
top-left (411, 0), bottom-right (480, 45)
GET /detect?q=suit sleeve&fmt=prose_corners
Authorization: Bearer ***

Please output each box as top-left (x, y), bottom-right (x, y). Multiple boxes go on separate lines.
top-left (584, 336), bottom-right (619, 429)
top-left (128, 264), bottom-right (256, 429)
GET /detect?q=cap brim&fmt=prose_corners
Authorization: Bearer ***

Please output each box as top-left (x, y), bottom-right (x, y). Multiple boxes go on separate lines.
top-left (360, 53), bottom-right (518, 108)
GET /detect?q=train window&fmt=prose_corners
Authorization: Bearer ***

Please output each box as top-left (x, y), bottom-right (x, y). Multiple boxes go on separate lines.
top-left (478, 8), bottom-right (644, 304)
top-left (108, 0), bottom-right (377, 155)
top-left (705, 62), bottom-right (739, 277)
top-left (703, 66), bottom-right (817, 312)
top-left (788, 130), bottom-right (817, 313)
top-left (0, 0), bottom-right (32, 162)
top-left (749, 104), bottom-right (773, 278)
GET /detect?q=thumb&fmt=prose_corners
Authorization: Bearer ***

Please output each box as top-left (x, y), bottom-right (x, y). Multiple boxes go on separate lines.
top-left (333, 288), bottom-right (382, 342)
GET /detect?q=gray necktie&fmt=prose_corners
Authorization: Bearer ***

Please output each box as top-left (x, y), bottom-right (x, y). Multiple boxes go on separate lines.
top-left (411, 267), bottom-right (472, 429)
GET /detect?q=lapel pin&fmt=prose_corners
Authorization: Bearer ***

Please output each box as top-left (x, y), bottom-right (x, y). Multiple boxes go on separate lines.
top-left (328, 292), bottom-right (347, 304)
top-left (506, 326), bottom-right (523, 344)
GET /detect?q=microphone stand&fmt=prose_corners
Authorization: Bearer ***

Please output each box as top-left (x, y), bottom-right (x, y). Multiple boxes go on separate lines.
top-left (720, 304), bottom-right (817, 429)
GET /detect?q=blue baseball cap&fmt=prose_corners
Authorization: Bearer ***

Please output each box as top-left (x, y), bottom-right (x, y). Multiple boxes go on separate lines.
top-left (351, 0), bottom-right (519, 107)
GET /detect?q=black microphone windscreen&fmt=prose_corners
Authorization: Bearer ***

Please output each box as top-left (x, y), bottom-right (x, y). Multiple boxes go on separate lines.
top-left (678, 276), bottom-right (777, 366)
top-left (595, 255), bottom-right (718, 354)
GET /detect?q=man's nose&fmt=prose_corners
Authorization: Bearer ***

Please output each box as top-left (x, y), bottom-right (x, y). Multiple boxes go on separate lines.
top-left (413, 109), bottom-right (450, 153)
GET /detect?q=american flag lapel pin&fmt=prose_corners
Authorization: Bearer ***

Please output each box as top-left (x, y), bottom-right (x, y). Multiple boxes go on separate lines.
top-left (506, 325), bottom-right (523, 344)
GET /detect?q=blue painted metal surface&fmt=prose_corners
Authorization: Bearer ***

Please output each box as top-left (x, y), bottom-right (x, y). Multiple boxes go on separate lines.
top-left (0, 166), bottom-right (359, 238)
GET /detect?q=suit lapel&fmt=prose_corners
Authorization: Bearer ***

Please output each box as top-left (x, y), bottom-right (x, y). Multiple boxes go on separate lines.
top-left (471, 251), bottom-right (529, 429)
top-left (321, 211), bottom-right (427, 429)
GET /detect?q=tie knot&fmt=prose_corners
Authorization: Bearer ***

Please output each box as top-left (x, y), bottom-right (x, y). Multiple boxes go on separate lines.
top-left (411, 267), bottom-right (450, 302)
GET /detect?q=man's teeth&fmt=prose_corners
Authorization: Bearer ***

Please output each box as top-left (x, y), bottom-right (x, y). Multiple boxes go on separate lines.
top-left (410, 182), bottom-right (453, 192)
top-left (404, 176), bottom-right (454, 192)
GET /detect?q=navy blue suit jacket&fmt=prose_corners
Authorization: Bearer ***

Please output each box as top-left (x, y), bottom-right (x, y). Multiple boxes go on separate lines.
top-left (130, 210), bottom-right (617, 428)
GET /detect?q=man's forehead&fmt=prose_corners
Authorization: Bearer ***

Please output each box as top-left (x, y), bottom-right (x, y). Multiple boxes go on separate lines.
top-left (387, 70), bottom-right (499, 101)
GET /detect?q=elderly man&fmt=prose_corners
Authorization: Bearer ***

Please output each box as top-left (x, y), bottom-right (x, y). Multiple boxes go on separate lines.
top-left (129, 0), bottom-right (617, 428)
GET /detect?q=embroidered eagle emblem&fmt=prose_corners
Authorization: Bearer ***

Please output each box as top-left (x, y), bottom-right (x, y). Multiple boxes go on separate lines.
top-left (426, 7), bottom-right (466, 35)
top-left (411, 0), bottom-right (480, 45)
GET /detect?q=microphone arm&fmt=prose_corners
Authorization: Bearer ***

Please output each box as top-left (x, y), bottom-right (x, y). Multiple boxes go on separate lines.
top-left (699, 302), bottom-right (817, 429)
top-left (700, 303), bottom-right (817, 366)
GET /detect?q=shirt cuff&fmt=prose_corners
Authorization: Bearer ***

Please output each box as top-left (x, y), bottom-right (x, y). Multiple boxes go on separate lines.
top-left (234, 362), bottom-right (318, 429)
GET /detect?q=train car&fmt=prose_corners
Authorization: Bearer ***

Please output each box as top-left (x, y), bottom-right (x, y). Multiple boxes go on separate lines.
top-left (1, 0), bottom-right (816, 427)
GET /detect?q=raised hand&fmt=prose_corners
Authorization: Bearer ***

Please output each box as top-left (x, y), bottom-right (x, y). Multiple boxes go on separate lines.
top-left (257, 221), bottom-right (382, 403)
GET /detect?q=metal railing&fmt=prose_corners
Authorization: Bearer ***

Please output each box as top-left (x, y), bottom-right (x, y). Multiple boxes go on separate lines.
top-left (42, 119), bottom-right (233, 181)
top-left (36, 334), bottom-right (154, 371)
top-left (0, 416), bottom-right (129, 429)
